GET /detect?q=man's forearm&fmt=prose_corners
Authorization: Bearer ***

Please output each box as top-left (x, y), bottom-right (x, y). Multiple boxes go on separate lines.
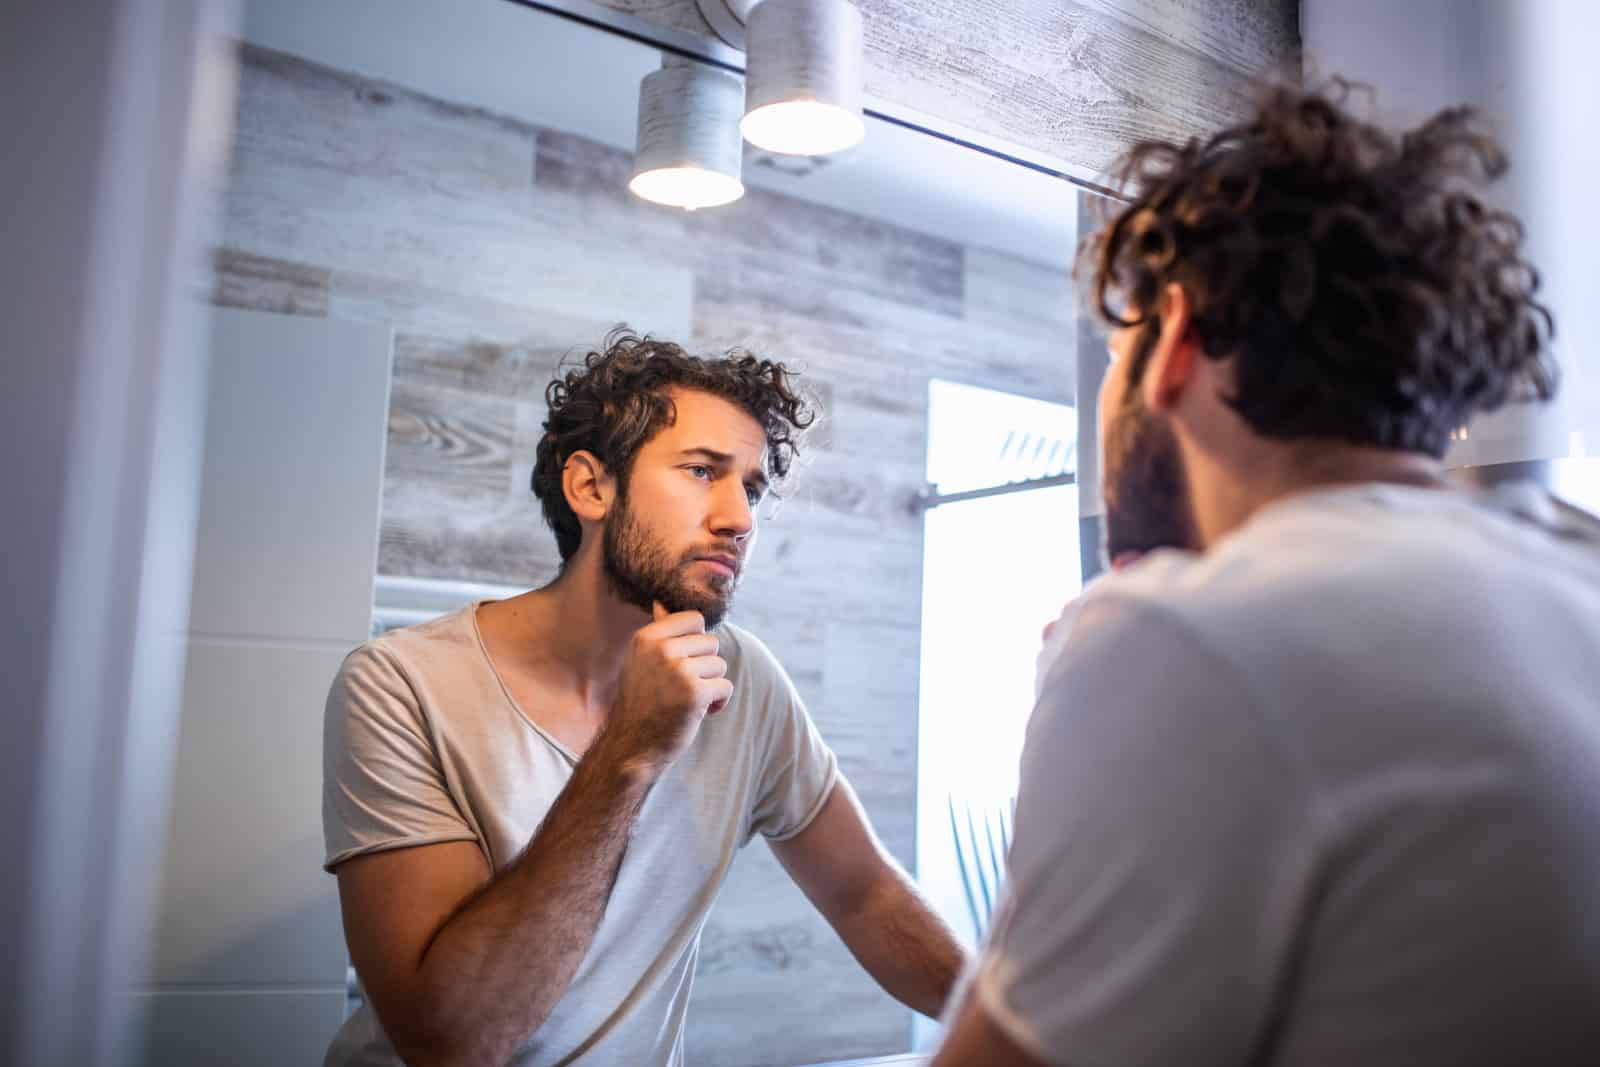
top-left (835, 866), bottom-right (970, 1018)
top-left (397, 739), bottom-right (653, 1066)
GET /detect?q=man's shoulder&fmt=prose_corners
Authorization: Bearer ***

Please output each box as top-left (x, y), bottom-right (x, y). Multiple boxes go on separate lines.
top-left (1086, 483), bottom-right (1600, 676)
top-left (712, 619), bottom-right (781, 678)
top-left (708, 620), bottom-right (808, 727)
top-left (333, 605), bottom-right (482, 701)
top-left (362, 605), bottom-right (478, 663)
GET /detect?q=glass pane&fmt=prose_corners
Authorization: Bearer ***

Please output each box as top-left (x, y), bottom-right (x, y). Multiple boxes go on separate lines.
top-left (916, 380), bottom-right (1081, 958)
top-left (927, 379), bottom-right (1078, 494)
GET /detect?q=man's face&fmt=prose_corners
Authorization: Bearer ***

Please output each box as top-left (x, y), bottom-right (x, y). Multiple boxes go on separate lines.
top-left (601, 388), bottom-right (768, 629)
top-left (1098, 322), bottom-right (1198, 562)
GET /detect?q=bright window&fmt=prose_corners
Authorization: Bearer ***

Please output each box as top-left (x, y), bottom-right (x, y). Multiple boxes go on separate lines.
top-left (915, 379), bottom-right (1082, 959)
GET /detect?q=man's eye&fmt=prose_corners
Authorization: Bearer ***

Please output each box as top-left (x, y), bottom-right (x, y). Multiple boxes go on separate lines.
top-left (745, 486), bottom-right (764, 506)
top-left (688, 465), bottom-right (712, 479)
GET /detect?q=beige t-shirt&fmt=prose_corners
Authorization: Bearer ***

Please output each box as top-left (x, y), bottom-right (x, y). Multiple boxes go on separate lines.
top-left (321, 603), bottom-right (838, 1067)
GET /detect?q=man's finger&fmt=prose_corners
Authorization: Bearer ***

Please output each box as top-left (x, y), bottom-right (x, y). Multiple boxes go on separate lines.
top-left (704, 678), bottom-right (735, 714)
top-left (685, 655), bottom-right (728, 680)
top-left (646, 608), bottom-right (708, 640)
top-left (663, 633), bottom-right (720, 661)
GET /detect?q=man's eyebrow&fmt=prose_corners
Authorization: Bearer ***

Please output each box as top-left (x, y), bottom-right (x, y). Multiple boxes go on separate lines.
top-left (678, 447), bottom-right (734, 464)
top-left (679, 447), bottom-right (769, 489)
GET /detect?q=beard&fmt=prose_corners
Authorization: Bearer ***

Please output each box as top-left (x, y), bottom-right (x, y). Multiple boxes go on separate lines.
top-left (1101, 383), bottom-right (1198, 563)
top-left (602, 490), bottom-right (739, 629)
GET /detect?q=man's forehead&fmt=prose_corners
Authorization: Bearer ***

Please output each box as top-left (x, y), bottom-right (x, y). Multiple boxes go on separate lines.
top-left (656, 388), bottom-right (768, 459)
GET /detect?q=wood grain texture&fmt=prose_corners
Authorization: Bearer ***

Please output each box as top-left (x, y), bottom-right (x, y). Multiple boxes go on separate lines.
top-left (212, 248), bottom-right (329, 316)
top-left (213, 45), bottom-right (1080, 1065)
top-left (584, 0), bottom-right (1301, 177)
top-left (1075, 0), bottom-right (1299, 76)
top-left (592, 0), bottom-right (718, 37)
top-left (535, 129), bottom-right (967, 319)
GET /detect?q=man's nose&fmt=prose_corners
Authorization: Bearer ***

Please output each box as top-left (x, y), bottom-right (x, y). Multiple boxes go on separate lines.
top-left (711, 482), bottom-right (755, 540)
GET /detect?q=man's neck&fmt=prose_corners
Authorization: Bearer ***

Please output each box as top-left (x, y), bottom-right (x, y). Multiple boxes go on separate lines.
top-left (1186, 438), bottom-right (1451, 549)
top-left (481, 551), bottom-right (648, 709)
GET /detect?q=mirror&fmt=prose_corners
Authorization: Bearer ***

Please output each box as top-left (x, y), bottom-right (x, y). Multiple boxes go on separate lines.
top-left (158, 1), bottom-right (1087, 1064)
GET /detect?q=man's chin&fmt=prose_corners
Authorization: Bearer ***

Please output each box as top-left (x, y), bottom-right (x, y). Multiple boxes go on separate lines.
top-left (662, 581), bottom-right (733, 628)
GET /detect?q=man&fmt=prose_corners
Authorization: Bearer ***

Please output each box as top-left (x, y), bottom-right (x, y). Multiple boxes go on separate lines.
top-left (936, 83), bottom-right (1600, 1066)
top-left (322, 330), bottom-right (966, 1066)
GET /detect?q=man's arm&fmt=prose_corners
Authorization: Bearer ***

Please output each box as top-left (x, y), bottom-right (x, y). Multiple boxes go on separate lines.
top-left (930, 991), bottom-right (1054, 1067)
top-left (337, 750), bottom-right (651, 1067)
top-left (334, 606), bottom-right (731, 1067)
top-left (770, 776), bottom-right (969, 1018)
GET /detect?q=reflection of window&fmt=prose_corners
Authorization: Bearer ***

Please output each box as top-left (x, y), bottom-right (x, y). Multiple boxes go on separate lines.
top-left (915, 380), bottom-right (1081, 957)
top-left (1552, 456), bottom-right (1600, 516)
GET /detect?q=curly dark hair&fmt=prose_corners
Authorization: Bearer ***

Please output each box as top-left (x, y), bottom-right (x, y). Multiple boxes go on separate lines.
top-left (532, 327), bottom-right (817, 562)
top-left (1082, 80), bottom-right (1557, 457)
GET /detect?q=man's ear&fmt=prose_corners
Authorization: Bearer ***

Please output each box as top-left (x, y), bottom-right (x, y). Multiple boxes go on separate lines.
top-left (1142, 282), bottom-right (1199, 414)
top-left (562, 450), bottom-right (615, 524)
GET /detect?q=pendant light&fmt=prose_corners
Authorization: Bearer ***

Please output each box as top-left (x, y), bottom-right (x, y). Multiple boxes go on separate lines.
top-left (739, 0), bottom-right (865, 156)
top-left (629, 58), bottom-right (747, 210)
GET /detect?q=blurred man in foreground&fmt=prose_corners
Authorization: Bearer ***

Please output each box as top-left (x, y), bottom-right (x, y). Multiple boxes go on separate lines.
top-left (937, 82), bottom-right (1600, 1067)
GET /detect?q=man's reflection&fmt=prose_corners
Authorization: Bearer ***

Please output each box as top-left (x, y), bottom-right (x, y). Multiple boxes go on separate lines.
top-left (321, 329), bottom-right (966, 1067)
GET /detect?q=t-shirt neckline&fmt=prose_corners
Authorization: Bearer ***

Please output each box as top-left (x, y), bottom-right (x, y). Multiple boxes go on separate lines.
top-left (466, 599), bottom-right (582, 766)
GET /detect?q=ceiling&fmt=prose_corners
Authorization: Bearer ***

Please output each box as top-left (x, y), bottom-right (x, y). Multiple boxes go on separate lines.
top-left (239, 0), bottom-right (1079, 266)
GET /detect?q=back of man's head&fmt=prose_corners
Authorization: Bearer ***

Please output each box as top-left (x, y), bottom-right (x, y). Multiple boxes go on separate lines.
top-left (1086, 80), bottom-right (1558, 458)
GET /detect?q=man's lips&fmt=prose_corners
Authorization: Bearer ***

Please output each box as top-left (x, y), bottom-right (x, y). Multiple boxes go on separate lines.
top-left (693, 554), bottom-right (740, 578)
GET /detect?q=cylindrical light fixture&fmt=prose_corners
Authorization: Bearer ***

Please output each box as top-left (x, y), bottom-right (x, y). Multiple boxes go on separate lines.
top-left (741, 0), bottom-right (865, 156)
top-left (630, 59), bottom-right (746, 210)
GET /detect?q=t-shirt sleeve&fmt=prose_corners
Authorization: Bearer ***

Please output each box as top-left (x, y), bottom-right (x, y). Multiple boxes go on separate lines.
top-left (322, 641), bottom-right (479, 873)
top-left (736, 629), bottom-right (839, 842)
top-left (967, 596), bottom-right (1322, 1067)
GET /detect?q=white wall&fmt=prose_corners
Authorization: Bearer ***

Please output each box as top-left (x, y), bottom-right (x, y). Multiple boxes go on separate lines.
top-left (140, 309), bottom-right (392, 1066)
top-left (1302, 0), bottom-right (1600, 467)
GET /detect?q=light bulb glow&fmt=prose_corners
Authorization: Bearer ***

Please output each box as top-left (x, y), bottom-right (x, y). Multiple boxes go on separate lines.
top-left (740, 99), bottom-right (865, 156)
top-left (628, 166), bottom-right (745, 210)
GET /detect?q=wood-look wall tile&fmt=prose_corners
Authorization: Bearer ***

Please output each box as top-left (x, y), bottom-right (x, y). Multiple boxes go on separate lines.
top-left (224, 165), bottom-right (692, 339)
top-left (378, 504), bottom-right (560, 587)
top-left (327, 270), bottom-right (627, 350)
top-left (235, 45), bottom-right (535, 204)
top-left (212, 248), bottom-right (329, 317)
top-left (693, 272), bottom-right (1074, 407)
top-left (383, 378), bottom-right (516, 513)
top-left (722, 604), bottom-right (827, 704)
top-left (1075, 0), bottom-right (1300, 76)
top-left (536, 129), bottom-right (966, 319)
top-left (394, 333), bottom-right (567, 402)
top-left (964, 245), bottom-right (1075, 333)
top-left (854, 0), bottom-right (1263, 177)
top-left (228, 53), bottom-right (691, 341)
top-left (694, 845), bottom-right (910, 1065)
top-left (737, 535), bottom-right (922, 631)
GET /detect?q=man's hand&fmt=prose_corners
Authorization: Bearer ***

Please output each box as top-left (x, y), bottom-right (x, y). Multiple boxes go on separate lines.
top-left (335, 604), bottom-right (733, 1067)
top-left (599, 602), bottom-right (734, 777)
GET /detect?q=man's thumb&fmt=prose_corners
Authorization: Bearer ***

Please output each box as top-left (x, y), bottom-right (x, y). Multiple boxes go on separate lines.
top-left (653, 600), bottom-right (670, 623)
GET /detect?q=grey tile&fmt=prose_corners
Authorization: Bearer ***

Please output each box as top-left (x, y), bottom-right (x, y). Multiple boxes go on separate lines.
top-left (189, 309), bottom-right (390, 644)
top-left (135, 988), bottom-right (345, 1067)
top-left (154, 640), bottom-right (350, 987)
